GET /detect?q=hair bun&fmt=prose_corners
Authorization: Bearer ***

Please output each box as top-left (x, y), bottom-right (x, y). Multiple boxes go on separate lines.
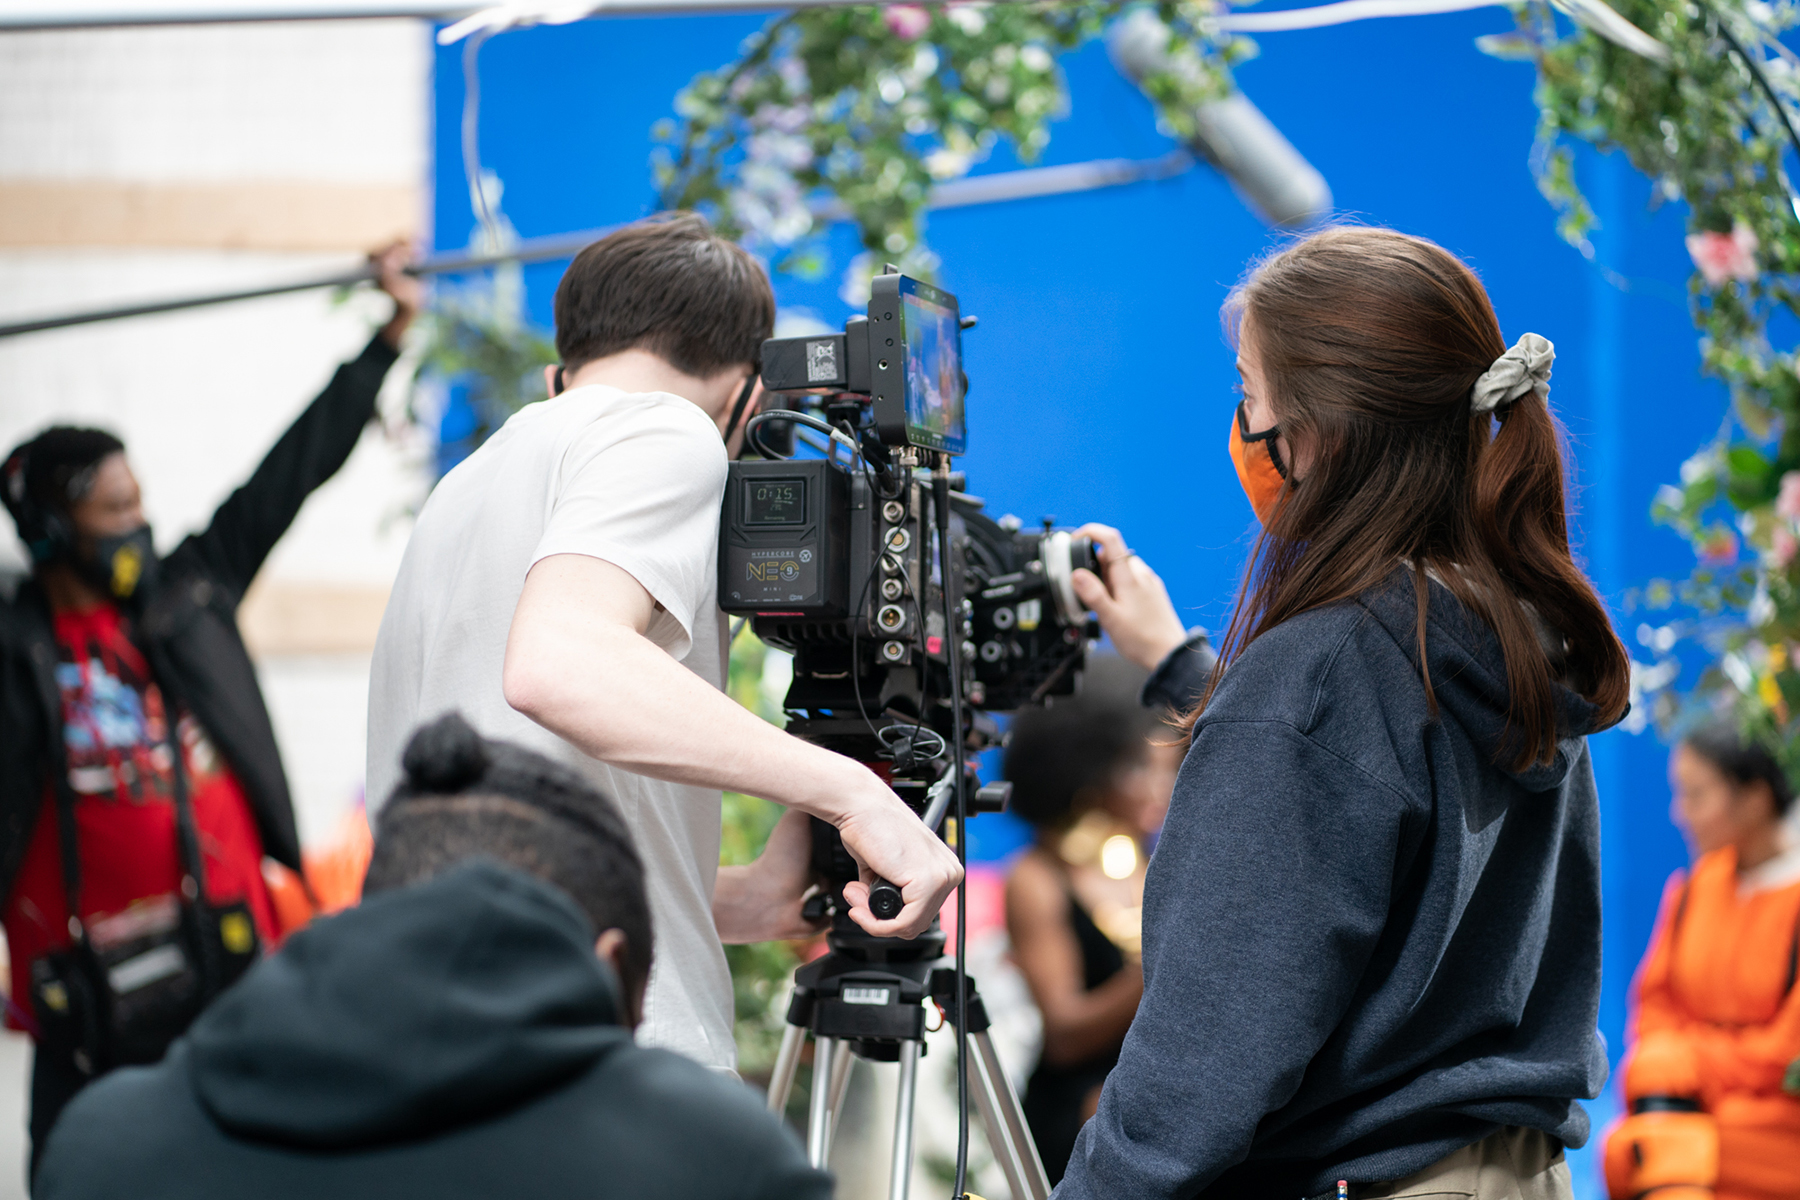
top-left (401, 712), bottom-right (491, 793)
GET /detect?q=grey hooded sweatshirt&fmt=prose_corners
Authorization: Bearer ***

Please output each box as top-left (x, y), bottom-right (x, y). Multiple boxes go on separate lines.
top-left (1055, 571), bottom-right (1612, 1199)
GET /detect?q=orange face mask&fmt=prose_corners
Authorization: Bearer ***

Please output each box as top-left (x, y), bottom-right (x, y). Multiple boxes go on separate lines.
top-left (1228, 401), bottom-right (1288, 525)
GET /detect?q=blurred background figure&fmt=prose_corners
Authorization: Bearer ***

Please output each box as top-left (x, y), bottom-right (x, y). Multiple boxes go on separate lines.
top-left (0, 245), bottom-right (418, 1175)
top-left (1002, 658), bottom-right (1178, 1184)
top-left (1606, 725), bottom-right (1800, 1200)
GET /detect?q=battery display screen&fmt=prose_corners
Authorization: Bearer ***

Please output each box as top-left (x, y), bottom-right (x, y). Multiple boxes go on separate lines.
top-left (744, 478), bottom-right (806, 525)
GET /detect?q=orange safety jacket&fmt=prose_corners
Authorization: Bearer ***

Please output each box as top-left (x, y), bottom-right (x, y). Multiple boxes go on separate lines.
top-left (1606, 846), bottom-right (1800, 1200)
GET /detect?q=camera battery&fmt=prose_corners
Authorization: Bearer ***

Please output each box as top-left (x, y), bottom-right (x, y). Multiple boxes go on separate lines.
top-left (720, 459), bottom-right (852, 616)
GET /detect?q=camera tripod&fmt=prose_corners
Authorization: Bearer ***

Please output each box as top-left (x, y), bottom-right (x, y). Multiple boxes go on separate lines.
top-left (764, 914), bottom-right (1050, 1200)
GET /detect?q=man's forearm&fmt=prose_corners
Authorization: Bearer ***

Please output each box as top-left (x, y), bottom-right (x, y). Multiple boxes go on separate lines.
top-left (507, 553), bottom-right (963, 940)
top-left (505, 618), bottom-right (863, 821)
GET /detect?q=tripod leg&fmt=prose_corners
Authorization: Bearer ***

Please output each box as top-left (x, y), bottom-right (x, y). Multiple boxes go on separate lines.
top-left (807, 1036), bottom-right (838, 1170)
top-left (768, 1022), bottom-right (806, 1114)
top-left (826, 1039), bottom-right (855, 1134)
top-left (888, 1039), bottom-right (921, 1200)
top-left (969, 1029), bottom-right (1050, 1200)
top-left (813, 1039), bottom-right (855, 1165)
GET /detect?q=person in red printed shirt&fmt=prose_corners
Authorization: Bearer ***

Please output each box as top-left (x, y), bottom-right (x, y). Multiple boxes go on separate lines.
top-left (0, 244), bottom-right (419, 1175)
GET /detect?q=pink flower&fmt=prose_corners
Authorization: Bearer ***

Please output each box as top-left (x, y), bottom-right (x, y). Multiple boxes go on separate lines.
top-left (883, 4), bottom-right (931, 40)
top-left (1778, 471), bottom-right (1800, 521)
top-left (1773, 527), bottom-right (1799, 569)
top-left (1699, 528), bottom-right (1740, 566)
top-left (1686, 223), bottom-right (1759, 288)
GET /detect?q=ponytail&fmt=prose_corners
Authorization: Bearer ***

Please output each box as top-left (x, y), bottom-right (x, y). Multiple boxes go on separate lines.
top-left (1465, 394), bottom-right (1629, 768)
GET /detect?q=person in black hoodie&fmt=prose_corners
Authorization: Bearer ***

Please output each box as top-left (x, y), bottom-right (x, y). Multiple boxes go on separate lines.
top-left (33, 712), bottom-right (832, 1200)
top-left (0, 244), bottom-right (417, 1167)
top-left (1051, 226), bottom-right (1632, 1199)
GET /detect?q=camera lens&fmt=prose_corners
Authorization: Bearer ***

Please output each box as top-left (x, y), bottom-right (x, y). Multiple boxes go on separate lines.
top-left (876, 604), bottom-right (907, 633)
top-left (1069, 533), bottom-right (1100, 575)
top-left (880, 578), bottom-right (904, 601)
top-left (1039, 529), bottom-right (1093, 627)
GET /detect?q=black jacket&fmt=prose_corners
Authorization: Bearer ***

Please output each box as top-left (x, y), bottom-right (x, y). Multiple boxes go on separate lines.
top-left (1057, 572), bottom-right (1611, 1199)
top-left (0, 334), bottom-right (398, 897)
top-left (35, 859), bottom-right (834, 1200)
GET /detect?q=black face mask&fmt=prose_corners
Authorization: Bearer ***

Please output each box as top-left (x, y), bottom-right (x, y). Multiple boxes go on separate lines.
top-left (72, 525), bottom-right (158, 601)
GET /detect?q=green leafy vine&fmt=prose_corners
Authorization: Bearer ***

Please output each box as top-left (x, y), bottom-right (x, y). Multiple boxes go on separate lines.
top-left (653, 1), bottom-right (1249, 297)
top-left (1503, 0), bottom-right (1800, 767)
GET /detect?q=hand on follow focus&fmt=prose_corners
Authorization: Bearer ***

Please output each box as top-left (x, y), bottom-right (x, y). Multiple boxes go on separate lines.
top-left (1070, 523), bottom-right (1188, 672)
top-left (716, 808), bottom-right (826, 944)
top-left (836, 773), bottom-right (963, 940)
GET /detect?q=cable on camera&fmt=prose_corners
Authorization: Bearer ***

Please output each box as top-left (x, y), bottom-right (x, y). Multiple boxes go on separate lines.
top-left (745, 409), bottom-right (861, 466)
top-left (931, 457), bottom-right (974, 1200)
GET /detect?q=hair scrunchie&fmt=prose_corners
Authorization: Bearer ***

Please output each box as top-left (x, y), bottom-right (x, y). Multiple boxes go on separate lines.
top-left (1471, 332), bottom-right (1554, 414)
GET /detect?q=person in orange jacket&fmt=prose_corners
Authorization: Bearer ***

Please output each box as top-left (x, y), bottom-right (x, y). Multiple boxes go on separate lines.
top-left (1606, 724), bottom-right (1800, 1200)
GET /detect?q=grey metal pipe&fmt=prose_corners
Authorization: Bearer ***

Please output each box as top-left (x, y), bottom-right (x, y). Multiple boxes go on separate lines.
top-left (0, 152), bottom-right (1194, 341)
top-left (1107, 9), bottom-right (1332, 228)
top-left (0, 227), bottom-right (609, 340)
top-left (0, 0), bottom-right (903, 30)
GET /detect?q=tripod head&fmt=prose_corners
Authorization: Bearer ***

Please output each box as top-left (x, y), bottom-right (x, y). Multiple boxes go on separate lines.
top-left (795, 713), bottom-right (1009, 947)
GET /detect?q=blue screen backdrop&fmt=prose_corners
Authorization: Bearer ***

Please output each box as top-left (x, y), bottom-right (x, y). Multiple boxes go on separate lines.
top-left (432, 12), bottom-right (1719, 1189)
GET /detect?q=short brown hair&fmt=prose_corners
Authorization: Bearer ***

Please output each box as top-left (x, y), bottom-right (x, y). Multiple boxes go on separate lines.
top-left (552, 212), bottom-right (774, 376)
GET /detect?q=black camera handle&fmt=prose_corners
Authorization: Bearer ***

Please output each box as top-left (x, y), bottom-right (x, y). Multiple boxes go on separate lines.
top-left (865, 771), bottom-right (956, 920)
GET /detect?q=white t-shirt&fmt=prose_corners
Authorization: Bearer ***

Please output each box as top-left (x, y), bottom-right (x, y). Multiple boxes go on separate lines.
top-left (367, 384), bottom-right (735, 1070)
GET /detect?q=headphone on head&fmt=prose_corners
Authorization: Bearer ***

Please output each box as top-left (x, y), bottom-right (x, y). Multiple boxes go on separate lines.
top-left (1, 446), bottom-right (76, 564)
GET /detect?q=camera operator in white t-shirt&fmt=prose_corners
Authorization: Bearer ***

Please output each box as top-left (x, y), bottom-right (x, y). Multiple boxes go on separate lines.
top-left (368, 214), bottom-right (963, 1072)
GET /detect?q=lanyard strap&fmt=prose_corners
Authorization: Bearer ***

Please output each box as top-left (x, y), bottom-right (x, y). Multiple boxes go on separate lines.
top-left (51, 699), bottom-right (210, 944)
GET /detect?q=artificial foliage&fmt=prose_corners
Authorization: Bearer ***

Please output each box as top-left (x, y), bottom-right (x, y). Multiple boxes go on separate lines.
top-left (411, 269), bottom-right (556, 466)
top-left (1506, 0), bottom-right (1800, 765)
top-left (653, 0), bottom-right (1248, 297)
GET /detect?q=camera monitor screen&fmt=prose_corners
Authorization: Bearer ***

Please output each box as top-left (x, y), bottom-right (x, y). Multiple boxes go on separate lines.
top-left (898, 276), bottom-right (967, 455)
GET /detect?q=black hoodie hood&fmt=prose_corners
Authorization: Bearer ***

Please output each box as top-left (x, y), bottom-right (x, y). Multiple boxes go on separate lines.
top-left (1355, 569), bottom-right (1612, 794)
top-left (187, 858), bottom-right (630, 1150)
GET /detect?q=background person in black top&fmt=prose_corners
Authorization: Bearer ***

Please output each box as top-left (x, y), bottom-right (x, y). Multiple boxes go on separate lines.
top-left (1003, 659), bottom-right (1180, 1183)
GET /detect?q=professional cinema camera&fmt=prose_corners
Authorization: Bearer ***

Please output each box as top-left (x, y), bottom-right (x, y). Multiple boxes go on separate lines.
top-left (717, 267), bottom-right (1095, 1200)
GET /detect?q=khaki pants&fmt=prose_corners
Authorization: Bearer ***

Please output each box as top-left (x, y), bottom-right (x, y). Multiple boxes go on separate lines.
top-left (1358, 1127), bottom-right (1573, 1200)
